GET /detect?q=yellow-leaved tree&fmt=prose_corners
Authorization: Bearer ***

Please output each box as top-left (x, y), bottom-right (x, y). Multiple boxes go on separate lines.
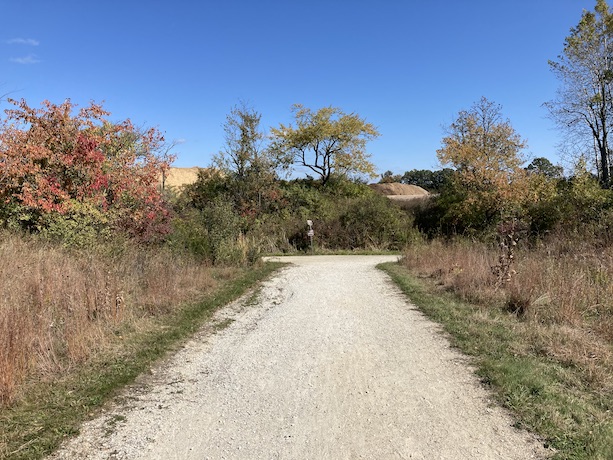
top-left (437, 97), bottom-right (532, 229)
top-left (270, 104), bottom-right (379, 185)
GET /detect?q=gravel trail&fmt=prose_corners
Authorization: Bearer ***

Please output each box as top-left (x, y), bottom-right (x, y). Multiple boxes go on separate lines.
top-left (50, 255), bottom-right (547, 459)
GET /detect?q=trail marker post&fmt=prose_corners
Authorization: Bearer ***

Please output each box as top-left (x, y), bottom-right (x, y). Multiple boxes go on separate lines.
top-left (306, 220), bottom-right (314, 252)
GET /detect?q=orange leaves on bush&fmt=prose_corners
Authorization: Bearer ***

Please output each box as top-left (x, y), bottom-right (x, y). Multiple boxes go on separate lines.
top-left (0, 98), bottom-right (174, 242)
top-left (436, 97), bottom-right (531, 225)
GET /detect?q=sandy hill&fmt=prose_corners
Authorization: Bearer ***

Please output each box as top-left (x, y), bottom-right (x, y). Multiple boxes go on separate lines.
top-left (369, 183), bottom-right (430, 210)
top-left (369, 183), bottom-right (429, 196)
top-left (161, 167), bottom-right (204, 190)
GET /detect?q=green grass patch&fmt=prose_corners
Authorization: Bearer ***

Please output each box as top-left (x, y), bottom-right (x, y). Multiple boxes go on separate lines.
top-left (379, 261), bottom-right (613, 460)
top-left (0, 261), bottom-right (285, 460)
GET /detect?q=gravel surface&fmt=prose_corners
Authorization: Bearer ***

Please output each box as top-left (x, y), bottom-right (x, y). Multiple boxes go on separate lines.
top-left (50, 255), bottom-right (547, 459)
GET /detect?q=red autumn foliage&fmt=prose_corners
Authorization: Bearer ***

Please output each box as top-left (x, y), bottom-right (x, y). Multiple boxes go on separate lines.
top-left (0, 98), bottom-right (174, 243)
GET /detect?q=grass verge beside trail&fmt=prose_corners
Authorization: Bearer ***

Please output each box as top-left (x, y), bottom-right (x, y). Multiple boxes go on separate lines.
top-left (0, 261), bottom-right (285, 460)
top-left (379, 262), bottom-right (613, 460)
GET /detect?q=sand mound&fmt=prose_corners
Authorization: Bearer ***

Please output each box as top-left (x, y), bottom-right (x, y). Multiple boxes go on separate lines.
top-left (369, 183), bottom-right (429, 196)
top-left (161, 167), bottom-right (203, 189)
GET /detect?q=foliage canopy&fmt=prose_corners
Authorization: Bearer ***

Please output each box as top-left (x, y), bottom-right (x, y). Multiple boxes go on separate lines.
top-left (436, 97), bottom-right (530, 228)
top-left (211, 102), bottom-right (280, 217)
top-left (270, 104), bottom-right (379, 185)
top-left (0, 98), bottom-right (173, 243)
top-left (546, 0), bottom-right (613, 186)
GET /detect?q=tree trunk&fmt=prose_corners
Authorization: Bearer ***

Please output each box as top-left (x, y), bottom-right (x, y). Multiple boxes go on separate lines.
top-left (599, 142), bottom-right (610, 186)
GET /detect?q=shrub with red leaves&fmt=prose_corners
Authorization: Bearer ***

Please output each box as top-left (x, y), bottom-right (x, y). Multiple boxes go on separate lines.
top-left (0, 98), bottom-right (174, 243)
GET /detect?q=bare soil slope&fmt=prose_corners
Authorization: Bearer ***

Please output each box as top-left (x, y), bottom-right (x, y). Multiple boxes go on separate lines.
top-left (369, 182), bottom-right (429, 196)
top-left (161, 167), bottom-right (202, 189)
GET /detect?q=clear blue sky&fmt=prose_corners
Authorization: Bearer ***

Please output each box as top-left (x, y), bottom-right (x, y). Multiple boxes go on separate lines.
top-left (1, 0), bottom-right (595, 177)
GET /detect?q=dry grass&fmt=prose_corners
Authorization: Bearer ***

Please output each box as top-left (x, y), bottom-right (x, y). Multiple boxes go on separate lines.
top-left (401, 239), bottom-right (613, 392)
top-left (0, 233), bottom-right (222, 406)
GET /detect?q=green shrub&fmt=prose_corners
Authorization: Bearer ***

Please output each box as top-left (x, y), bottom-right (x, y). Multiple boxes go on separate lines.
top-left (37, 202), bottom-right (114, 248)
top-left (339, 193), bottom-right (417, 250)
top-left (170, 198), bottom-right (260, 266)
top-left (166, 211), bottom-right (212, 259)
top-left (178, 176), bottom-right (419, 255)
top-left (277, 183), bottom-right (417, 251)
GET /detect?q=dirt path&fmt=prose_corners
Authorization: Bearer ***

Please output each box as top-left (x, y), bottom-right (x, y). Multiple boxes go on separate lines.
top-left (50, 255), bottom-right (547, 459)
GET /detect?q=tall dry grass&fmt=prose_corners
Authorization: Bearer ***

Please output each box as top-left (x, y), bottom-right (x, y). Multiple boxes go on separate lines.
top-left (402, 238), bottom-right (613, 390)
top-left (0, 233), bottom-right (222, 405)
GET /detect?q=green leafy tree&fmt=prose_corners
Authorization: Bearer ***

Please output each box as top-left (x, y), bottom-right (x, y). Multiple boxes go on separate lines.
top-left (400, 168), bottom-right (454, 193)
top-left (213, 102), bottom-right (268, 179)
top-left (270, 104), bottom-right (379, 185)
top-left (525, 157), bottom-right (564, 179)
top-left (546, 0), bottom-right (613, 186)
top-left (184, 168), bottom-right (229, 212)
top-left (563, 159), bottom-right (613, 222)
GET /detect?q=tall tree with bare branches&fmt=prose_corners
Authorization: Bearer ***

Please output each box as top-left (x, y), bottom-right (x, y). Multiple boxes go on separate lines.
top-left (546, 0), bottom-right (613, 187)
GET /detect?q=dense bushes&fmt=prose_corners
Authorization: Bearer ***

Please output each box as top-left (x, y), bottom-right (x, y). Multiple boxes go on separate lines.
top-left (414, 162), bottom-right (613, 245)
top-left (0, 97), bottom-right (418, 262)
top-left (326, 193), bottom-right (417, 250)
top-left (180, 173), bottom-right (418, 254)
top-left (409, 97), bottom-right (613, 244)
top-left (168, 203), bottom-right (261, 266)
top-left (0, 99), bottom-right (173, 244)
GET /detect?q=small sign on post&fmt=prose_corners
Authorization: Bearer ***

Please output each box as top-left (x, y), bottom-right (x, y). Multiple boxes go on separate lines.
top-left (306, 220), bottom-right (314, 251)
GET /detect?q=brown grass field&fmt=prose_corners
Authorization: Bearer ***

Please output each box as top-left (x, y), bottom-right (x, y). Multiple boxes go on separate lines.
top-left (401, 239), bottom-right (613, 391)
top-left (0, 233), bottom-right (228, 406)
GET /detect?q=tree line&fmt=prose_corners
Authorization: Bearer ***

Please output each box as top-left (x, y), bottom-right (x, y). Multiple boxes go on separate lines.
top-left (2, 0), bottom-right (613, 253)
top-left (0, 97), bottom-right (412, 257)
